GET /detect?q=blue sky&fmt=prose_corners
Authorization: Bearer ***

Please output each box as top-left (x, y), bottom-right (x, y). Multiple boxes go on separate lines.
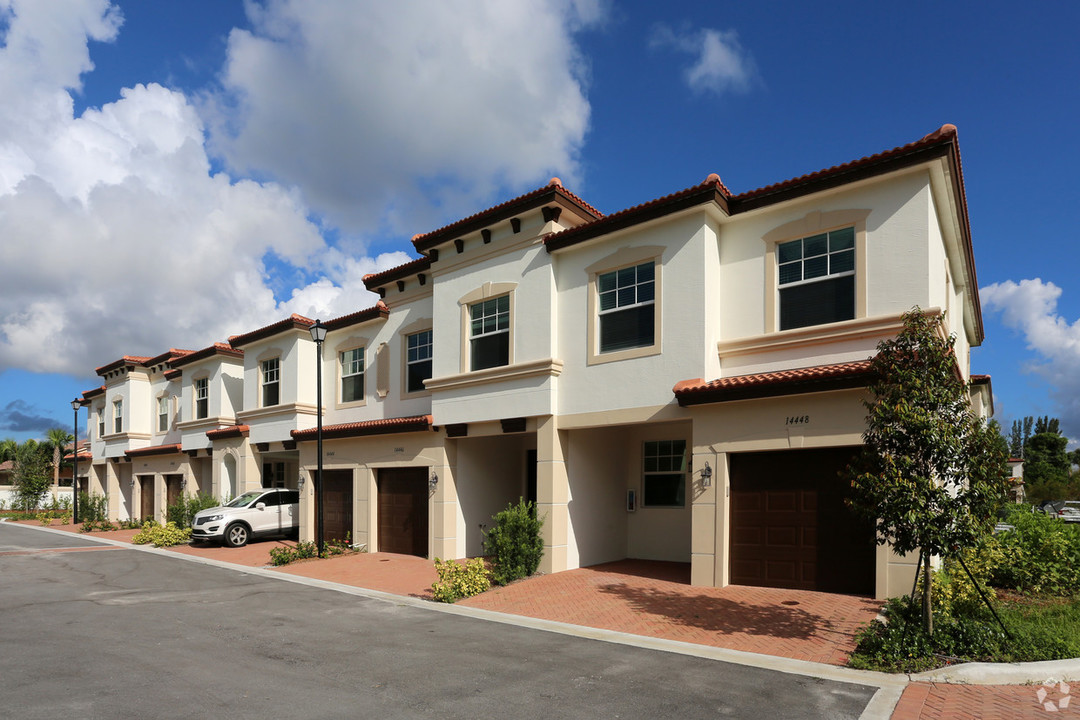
top-left (1, 0), bottom-right (1079, 443)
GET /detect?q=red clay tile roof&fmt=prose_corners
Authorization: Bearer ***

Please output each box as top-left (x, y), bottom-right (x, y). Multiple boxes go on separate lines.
top-left (674, 360), bottom-right (875, 406)
top-left (81, 386), bottom-right (106, 401)
top-left (171, 342), bottom-right (244, 368)
top-left (229, 314), bottom-right (315, 348)
top-left (412, 178), bottom-right (603, 253)
top-left (95, 355), bottom-right (153, 376)
top-left (164, 369), bottom-right (182, 380)
top-left (970, 374), bottom-right (991, 384)
top-left (206, 425), bottom-right (249, 440)
top-left (144, 348), bottom-right (195, 368)
top-left (124, 443), bottom-right (182, 458)
top-left (291, 415), bottom-right (434, 441)
top-left (0, 460), bottom-right (12, 472)
top-left (324, 302), bottom-right (390, 331)
top-left (363, 257), bottom-right (432, 290)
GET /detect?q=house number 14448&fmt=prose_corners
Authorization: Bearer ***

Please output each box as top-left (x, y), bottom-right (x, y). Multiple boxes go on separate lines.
top-left (785, 415), bottom-right (810, 425)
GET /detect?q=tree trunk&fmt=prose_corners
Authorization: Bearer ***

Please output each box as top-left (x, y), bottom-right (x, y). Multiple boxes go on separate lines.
top-left (922, 556), bottom-right (933, 636)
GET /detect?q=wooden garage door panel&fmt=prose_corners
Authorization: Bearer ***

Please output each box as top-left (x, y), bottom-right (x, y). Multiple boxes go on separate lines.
top-left (377, 467), bottom-right (428, 558)
top-left (729, 447), bottom-right (875, 595)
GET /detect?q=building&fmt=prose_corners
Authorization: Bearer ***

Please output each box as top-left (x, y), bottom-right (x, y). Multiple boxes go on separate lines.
top-left (80, 125), bottom-right (987, 599)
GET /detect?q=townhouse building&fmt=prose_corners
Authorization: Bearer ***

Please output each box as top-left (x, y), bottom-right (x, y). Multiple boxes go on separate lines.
top-left (80, 124), bottom-right (987, 599)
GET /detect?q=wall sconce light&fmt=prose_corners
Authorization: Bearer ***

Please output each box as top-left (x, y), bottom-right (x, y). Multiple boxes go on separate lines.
top-left (298, 474), bottom-right (306, 492)
top-left (429, 471), bottom-right (438, 491)
top-left (701, 461), bottom-right (713, 487)
top-left (129, 478), bottom-right (135, 491)
top-left (180, 477), bottom-right (187, 491)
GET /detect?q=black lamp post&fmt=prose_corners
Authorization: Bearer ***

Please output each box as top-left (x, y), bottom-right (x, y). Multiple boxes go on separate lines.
top-left (70, 398), bottom-right (81, 524)
top-left (309, 319), bottom-right (327, 556)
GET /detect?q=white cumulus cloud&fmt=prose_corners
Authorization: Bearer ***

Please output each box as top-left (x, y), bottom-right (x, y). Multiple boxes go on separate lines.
top-left (0, 0), bottom-right (404, 376)
top-left (650, 25), bottom-right (756, 95)
top-left (982, 278), bottom-right (1080, 437)
top-left (201, 0), bottom-right (601, 237)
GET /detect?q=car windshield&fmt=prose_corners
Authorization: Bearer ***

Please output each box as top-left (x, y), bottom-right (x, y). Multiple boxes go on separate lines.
top-left (224, 491), bottom-right (264, 508)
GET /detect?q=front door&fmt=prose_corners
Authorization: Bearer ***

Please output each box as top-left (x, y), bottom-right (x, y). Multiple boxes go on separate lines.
top-left (320, 470), bottom-right (354, 544)
top-left (165, 475), bottom-right (182, 510)
top-left (377, 467), bottom-right (428, 557)
top-left (139, 476), bottom-right (154, 522)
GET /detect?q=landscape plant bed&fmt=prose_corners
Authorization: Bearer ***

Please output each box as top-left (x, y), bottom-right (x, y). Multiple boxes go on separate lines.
top-left (849, 592), bottom-right (1080, 673)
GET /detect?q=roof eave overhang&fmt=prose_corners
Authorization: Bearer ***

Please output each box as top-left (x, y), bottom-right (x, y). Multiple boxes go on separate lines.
top-left (676, 373), bottom-right (875, 407)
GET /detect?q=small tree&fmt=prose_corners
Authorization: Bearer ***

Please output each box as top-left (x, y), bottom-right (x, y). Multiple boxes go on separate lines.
top-left (847, 309), bottom-right (1009, 634)
top-left (12, 440), bottom-right (52, 511)
top-left (44, 427), bottom-right (74, 487)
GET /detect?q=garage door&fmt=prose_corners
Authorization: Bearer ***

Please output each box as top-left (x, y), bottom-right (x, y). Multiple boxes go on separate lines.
top-left (320, 470), bottom-right (353, 544)
top-left (377, 467), bottom-right (428, 557)
top-left (729, 447), bottom-right (874, 595)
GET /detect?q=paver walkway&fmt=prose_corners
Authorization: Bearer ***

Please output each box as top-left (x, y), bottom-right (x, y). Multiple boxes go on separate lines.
top-left (892, 682), bottom-right (1072, 719)
top-left (459, 559), bottom-right (881, 666)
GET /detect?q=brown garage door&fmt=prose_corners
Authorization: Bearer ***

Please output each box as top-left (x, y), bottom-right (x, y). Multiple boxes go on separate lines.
top-left (319, 470), bottom-right (353, 543)
top-left (729, 447), bottom-right (874, 595)
top-left (165, 474), bottom-right (183, 509)
top-left (377, 468), bottom-right (428, 557)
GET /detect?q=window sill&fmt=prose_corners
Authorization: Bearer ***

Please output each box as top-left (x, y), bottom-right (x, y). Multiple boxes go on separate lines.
top-left (236, 403), bottom-right (318, 422)
top-left (588, 342), bottom-right (661, 366)
top-left (426, 358), bottom-right (563, 392)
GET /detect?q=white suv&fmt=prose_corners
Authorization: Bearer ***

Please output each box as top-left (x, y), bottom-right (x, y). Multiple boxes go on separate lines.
top-left (191, 488), bottom-right (300, 547)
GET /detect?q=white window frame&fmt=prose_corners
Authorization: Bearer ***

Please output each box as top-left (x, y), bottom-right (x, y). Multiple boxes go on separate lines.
top-left (260, 358), bottom-right (280, 407)
top-left (113, 399), bottom-right (123, 434)
top-left (194, 377), bottom-right (209, 419)
top-left (339, 346), bottom-right (365, 404)
top-left (641, 439), bottom-right (686, 508)
top-left (404, 329), bottom-right (433, 395)
top-left (97, 406), bottom-right (105, 439)
top-left (763, 210), bottom-right (870, 334)
top-left (158, 396), bottom-right (170, 433)
top-left (457, 282), bottom-right (517, 374)
top-left (586, 246), bottom-right (663, 365)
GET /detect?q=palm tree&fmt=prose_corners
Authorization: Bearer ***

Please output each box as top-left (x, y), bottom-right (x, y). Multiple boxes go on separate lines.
top-left (0, 438), bottom-right (16, 463)
top-left (44, 428), bottom-right (74, 488)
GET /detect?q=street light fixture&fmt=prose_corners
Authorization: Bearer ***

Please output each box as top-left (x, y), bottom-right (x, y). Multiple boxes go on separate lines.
top-left (309, 319), bottom-right (328, 557)
top-left (70, 398), bottom-right (81, 524)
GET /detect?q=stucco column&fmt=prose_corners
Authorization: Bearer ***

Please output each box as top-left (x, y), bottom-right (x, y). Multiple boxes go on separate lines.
top-left (431, 443), bottom-right (460, 560)
top-left (355, 466), bottom-right (372, 551)
top-left (713, 452), bottom-right (731, 587)
top-left (104, 460), bottom-right (120, 521)
top-left (536, 415), bottom-right (570, 575)
top-left (690, 448), bottom-right (718, 587)
top-left (155, 473), bottom-right (165, 524)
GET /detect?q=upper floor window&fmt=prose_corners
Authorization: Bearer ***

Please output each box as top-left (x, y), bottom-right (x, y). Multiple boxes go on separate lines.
top-left (261, 358), bottom-right (280, 407)
top-left (194, 378), bottom-right (209, 419)
top-left (158, 396), bottom-right (169, 432)
top-left (598, 261), bottom-right (655, 353)
top-left (777, 227), bottom-right (855, 331)
top-left (642, 439), bottom-right (686, 508)
top-left (470, 295), bottom-right (509, 371)
top-left (97, 407), bottom-right (105, 438)
top-left (113, 400), bottom-right (123, 434)
top-left (406, 330), bottom-right (432, 393)
top-left (340, 347), bottom-right (364, 403)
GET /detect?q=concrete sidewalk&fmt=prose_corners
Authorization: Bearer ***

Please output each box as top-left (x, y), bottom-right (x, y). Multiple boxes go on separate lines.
top-left (9, 519), bottom-right (1079, 720)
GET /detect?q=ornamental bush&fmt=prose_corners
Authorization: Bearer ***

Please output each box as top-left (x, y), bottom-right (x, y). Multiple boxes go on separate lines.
top-left (268, 541), bottom-right (319, 566)
top-left (985, 509), bottom-right (1080, 595)
top-left (431, 557), bottom-right (491, 603)
top-left (483, 499), bottom-right (544, 586)
top-left (166, 492), bottom-right (221, 529)
top-left (131, 521), bottom-right (192, 548)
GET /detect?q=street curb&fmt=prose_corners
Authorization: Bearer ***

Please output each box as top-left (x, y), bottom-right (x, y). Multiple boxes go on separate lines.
top-left (910, 658), bottom-right (1080, 685)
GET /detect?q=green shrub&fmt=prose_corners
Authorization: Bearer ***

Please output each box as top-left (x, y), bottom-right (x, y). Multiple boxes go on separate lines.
top-left (78, 492), bottom-right (108, 523)
top-left (131, 521), bottom-right (192, 548)
top-left (986, 510), bottom-right (1080, 595)
top-left (36, 511), bottom-right (51, 526)
top-left (166, 492), bottom-right (220, 529)
top-left (268, 541), bottom-right (319, 566)
top-left (483, 499), bottom-right (544, 586)
top-left (431, 557), bottom-right (491, 603)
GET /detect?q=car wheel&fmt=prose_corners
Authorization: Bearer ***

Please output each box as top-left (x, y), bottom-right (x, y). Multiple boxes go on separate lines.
top-left (224, 523), bottom-right (249, 548)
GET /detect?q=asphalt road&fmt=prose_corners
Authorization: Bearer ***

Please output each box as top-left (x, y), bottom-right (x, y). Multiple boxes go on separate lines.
top-left (0, 523), bottom-right (879, 719)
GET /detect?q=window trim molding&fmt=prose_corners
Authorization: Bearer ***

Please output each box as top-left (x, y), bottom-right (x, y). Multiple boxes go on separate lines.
top-left (763, 209), bottom-right (870, 333)
top-left (156, 393), bottom-right (171, 434)
top-left (192, 374), bottom-right (210, 421)
top-left (259, 356), bottom-right (281, 408)
top-left (399, 319), bottom-right (433, 398)
top-left (586, 245), bottom-right (664, 365)
top-left (112, 398), bottom-right (124, 434)
top-left (458, 282), bottom-right (517, 373)
top-left (333, 336), bottom-right (368, 409)
top-left (640, 437), bottom-right (688, 509)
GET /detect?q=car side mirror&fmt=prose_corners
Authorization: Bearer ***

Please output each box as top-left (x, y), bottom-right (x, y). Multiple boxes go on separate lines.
top-left (255, 502), bottom-right (266, 510)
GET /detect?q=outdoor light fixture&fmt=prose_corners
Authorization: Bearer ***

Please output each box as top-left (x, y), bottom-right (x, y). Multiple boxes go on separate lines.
top-left (70, 399), bottom-right (81, 524)
top-left (180, 476), bottom-right (186, 491)
top-left (429, 471), bottom-right (438, 491)
top-left (701, 461), bottom-right (713, 488)
top-left (309, 319), bottom-right (327, 556)
top-left (298, 474), bottom-right (305, 492)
